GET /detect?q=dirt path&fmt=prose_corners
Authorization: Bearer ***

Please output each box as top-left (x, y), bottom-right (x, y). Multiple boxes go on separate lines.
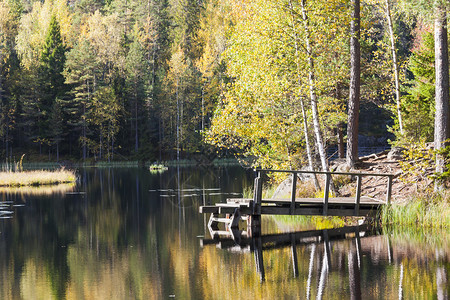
top-left (334, 150), bottom-right (433, 203)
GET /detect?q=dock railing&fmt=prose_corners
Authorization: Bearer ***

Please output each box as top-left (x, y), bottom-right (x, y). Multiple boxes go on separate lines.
top-left (254, 169), bottom-right (393, 216)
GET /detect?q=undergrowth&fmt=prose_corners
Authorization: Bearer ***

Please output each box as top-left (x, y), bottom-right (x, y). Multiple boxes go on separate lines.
top-left (381, 191), bottom-right (450, 228)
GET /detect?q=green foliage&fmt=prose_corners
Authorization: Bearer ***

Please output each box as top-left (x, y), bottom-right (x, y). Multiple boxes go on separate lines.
top-left (205, 0), bottom-right (350, 169)
top-left (381, 192), bottom-right (450, 228)
top-left (393, 30), bottom-right (435, 145)
top-left (39, 15), bottom-right (67, 143)
top-left (89, 86), bottom-right (122, 160)
top-left (398, 143), bottom-right (434, 183)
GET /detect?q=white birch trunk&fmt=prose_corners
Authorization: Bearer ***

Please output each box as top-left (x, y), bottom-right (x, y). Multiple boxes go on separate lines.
top-left (385, 0), bottom-right (403, 134)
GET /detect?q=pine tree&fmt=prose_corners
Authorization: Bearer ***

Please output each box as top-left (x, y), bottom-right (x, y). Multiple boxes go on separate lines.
top-left (64, 40), bottom-right (98, 160)
top-left (39, 15), bottom-right (67, 152)
top-left (401, 31), bottom-right (435, 143)
top-left (126, 38), bottom-right (148, 154)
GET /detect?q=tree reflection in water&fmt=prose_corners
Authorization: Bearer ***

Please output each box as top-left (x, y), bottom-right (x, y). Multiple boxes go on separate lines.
top-left (0, 167), bottom-right (447, 299)
top-left (201, 224), bottom-right (449, 299)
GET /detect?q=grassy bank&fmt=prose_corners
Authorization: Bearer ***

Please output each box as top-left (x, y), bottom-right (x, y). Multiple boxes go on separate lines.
top-left (0, 169), bottom-right (76, 187)
top-left (381, 192), bottom-right (450, 228)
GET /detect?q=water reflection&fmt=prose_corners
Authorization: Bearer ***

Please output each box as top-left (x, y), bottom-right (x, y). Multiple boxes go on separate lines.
top-left (201, 224), bottom-right (449, 299)
top-left (0, 167), bottom-right (447, 299)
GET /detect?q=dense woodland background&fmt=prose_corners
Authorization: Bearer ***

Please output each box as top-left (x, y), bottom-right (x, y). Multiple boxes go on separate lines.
top-left (0, 0), bottom-right (442, 166)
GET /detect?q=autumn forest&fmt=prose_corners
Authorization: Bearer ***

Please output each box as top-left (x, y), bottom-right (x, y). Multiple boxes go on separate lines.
top-left (0, 0), bottom-right (445, 169)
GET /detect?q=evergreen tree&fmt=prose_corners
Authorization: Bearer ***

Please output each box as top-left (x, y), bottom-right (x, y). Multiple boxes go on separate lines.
top-left (126, 37), bottom-right (148, 154)
top-left (64, 40), bottom-right (98, 159)
top-left (38, 15), bottom-right (67, 153)
top-left (401, 31), bottom-right (435, 143)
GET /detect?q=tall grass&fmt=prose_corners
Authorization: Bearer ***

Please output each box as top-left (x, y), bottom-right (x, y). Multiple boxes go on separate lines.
top-left (381, 192), bottom-right (450, 228)
top-left (0, 169), bottom-right (76, 187)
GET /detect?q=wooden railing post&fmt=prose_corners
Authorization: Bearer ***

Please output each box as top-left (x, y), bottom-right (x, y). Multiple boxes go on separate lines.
top-left (253, 171), bottom-right (262, 216)
top-left (355, 175), bottom-right (362, 215)
top-left (386, 175), bottom-right (393, 205)
top-left (323, 173), bottom-right (331, 216)
top-left (290, 172), bottom-right (297, 215)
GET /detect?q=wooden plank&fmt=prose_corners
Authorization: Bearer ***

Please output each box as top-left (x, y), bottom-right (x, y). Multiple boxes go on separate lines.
top-left (210, 217), bottom-right (232, 223)
top-left (262, 196), bottom-right (383, 205)
top-left (260, 206), bottom-right (377, 217)
top-left (226, 197), bottom-right (383, 205)
top-left (199, 206), bottom-right (219, 214)
top-left (216, 206), bottom-right (252, 215)
top-left (228, 198), bottom-right (252, 204)
top-left (256, 168), bottom-right (393, 177)
top-left (215, 203), bottom-right (245, 207)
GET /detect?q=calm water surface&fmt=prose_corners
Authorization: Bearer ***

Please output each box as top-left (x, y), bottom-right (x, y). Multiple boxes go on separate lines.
top-left (0, 167), bottom-right (448, 299)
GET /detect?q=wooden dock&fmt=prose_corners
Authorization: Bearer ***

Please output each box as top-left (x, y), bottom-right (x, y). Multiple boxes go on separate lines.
top-left (200, 169), bottom-right (393, 234)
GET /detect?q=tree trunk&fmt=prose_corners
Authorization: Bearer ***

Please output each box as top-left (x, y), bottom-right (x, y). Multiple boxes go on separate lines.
top-left (338, 125), bottom-right (345, 158)
top-left (300, 0), bottom-right (329, 173)
top-left (434, 6), bottom-right (450, 191)
top-left (99, 130), bottom-right (103, 160)
top-left (346, 0), bottom-right (361, 168)
top-left (288, 0), bottom-right (320, 189)
top-left (300, 96), bottom-right (321, 189)
top-left (135, 86), bottom-right (138, 153)
top-left (335, 83), bottom-right (345, 159)
top-left (176, 77), bottom-right (180, 161)
top-left (385, 0), bottom-right (403, 134)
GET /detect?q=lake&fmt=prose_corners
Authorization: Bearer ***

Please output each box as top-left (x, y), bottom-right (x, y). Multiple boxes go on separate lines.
top-left (0, 167), bottom-right (448, 299)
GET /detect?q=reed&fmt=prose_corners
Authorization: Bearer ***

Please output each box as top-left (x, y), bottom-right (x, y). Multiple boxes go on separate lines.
top-left (0, 169), bottom-right (76, 187)
top-left (381, 192), bottom-right (450, 228)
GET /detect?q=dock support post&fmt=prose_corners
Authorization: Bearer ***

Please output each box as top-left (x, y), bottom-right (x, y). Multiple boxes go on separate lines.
top-left (253, 172), bottom-right (262, 215)
top-left (290, 172), bottom-right (297, 214)
top-left (323, 174), bottom-right (331, 216)
top-left (386, 175), bottom-right (393, 204)
top-left (251, 171), bottom-right (262, 228)
top-left (355, 175), bottom-right (362, 215)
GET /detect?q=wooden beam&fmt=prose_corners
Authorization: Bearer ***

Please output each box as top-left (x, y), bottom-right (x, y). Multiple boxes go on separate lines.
top-left (200, 206), bottom-right (219, 214)
top-left (290, 173), bottom-right (297, 214)
top-left (253, 175), bottom-right (262, 215)
top-left (260, 206), bottom-right (376, 216)
top-left (355, 175), bottom-right (362, 215)
top-left (256, 168), bottom-right (393, 177)
top-left (386, 175), bottom-right (393, 204)
top-left (323, 174), bottom-right (331, 216)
